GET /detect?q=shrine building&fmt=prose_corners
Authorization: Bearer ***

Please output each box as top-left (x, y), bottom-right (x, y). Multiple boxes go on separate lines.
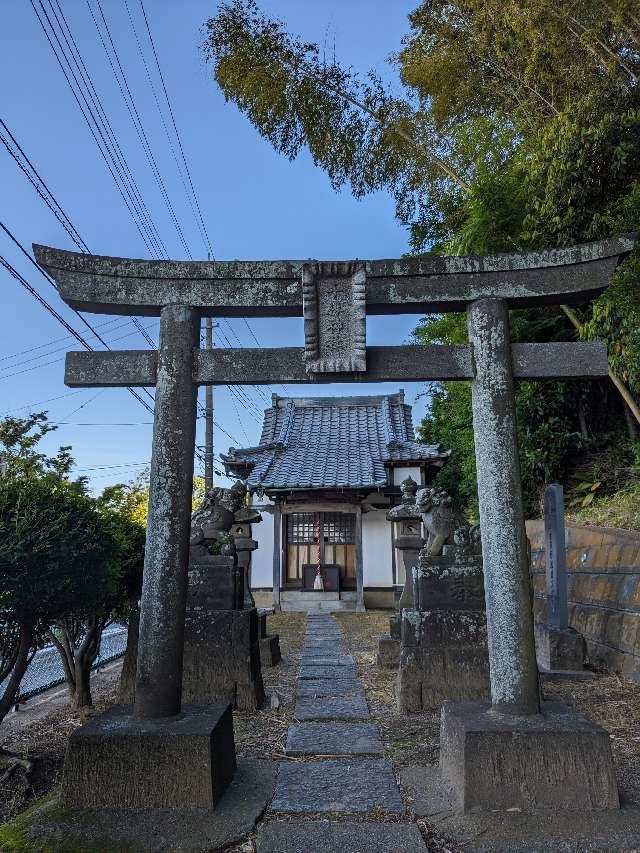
top-left (223, 390), bottom-right (449, 610)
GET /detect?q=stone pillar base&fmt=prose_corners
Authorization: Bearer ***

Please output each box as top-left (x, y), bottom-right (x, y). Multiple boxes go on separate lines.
top-left (61, 703), bottom-right (236, 810)
top-left (440, 700), bottom-right (619, 813)
top-left (377, 635), bottom-right (400, 669)
top-left (535, 623), bottom-right (585, 672)
top-left (260, 635), bottom-right (282, 667)
top-left (398, 645), bottom-right (490, 712)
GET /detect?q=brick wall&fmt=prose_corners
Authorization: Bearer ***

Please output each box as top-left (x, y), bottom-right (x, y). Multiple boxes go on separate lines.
top-left (527, 520), bottom-right (640, 679)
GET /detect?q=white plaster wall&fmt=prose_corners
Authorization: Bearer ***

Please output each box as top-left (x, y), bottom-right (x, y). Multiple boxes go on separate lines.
top-left (362, 509), bottom-right (393, 587)
top-left (250, 496), bottom-right (276, 588)
top-left (392, 465), bottom-right (422, 486)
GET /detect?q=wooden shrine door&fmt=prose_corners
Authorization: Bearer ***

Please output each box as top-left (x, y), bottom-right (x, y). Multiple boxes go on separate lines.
top-left (286, 511), bottom-right (356, 589)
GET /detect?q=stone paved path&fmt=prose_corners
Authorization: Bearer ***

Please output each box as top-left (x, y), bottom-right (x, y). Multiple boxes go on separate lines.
top-left (262, 613), bottom-right (428, 852)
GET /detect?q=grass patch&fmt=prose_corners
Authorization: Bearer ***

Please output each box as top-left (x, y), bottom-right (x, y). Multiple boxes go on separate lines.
top-left (232, 611), bottom-right (306, 761)
top-left (0, 795), bottom-right (97, 853)
top-left (567, 479), bottom-right (640, 531)
top-left (336, 611), bottom-right (440, 767)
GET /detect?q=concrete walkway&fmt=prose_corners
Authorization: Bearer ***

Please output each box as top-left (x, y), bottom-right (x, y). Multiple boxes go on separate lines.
top-left (257, 613), bottom-right (427, 852)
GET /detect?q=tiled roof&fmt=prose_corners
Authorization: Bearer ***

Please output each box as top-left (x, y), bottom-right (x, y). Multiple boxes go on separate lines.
top-left (222, 391), bottom-right (449, 491)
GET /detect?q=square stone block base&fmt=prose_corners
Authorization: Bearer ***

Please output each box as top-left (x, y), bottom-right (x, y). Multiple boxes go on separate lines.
top-left (440, 700), bottom-right (619, 813)
top-left (61, 703), bottom-right (236, 810)
top-left (377, 635), bottom-right (400, 669)
top-left (260, 634), bottom-right (282, 667)
top-left (397, 645), bottom-right (490, 712)
top-left (535, 623), bottom-right (585, 671)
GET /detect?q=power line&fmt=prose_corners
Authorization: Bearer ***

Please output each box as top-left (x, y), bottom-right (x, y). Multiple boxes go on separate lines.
top-left (31, 0), bottom-right (165, 257)
top-left (25, 4), bottom-right (272, 440)
top-left (0, 316), bottom-right (122, 364)
top-left (137, 0), bottom-right (213, 257)
top-left (128, 1), bottom-right (281, 404)
top-left (0, 118), bottom-right (89, 251)
top-left (0, 118), bottom-right (158, 353)
top-left (0, 319), bottom-right (131, 373)
top-left (48, 0), bottom-right (166, 258)
top-left (0, 235), bottom-right (153, 415)
top-left (5, 389), bottom-right (90, 413)
top-left (87, 0), bottom-right (192, 259)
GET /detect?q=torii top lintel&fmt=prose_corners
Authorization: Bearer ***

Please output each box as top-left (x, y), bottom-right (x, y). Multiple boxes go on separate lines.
top-left (33, 233), bottom-right (637, 318)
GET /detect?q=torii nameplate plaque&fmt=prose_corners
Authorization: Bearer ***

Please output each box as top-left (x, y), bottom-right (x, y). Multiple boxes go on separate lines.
top-left (302, 261), bottom-right (366, 374)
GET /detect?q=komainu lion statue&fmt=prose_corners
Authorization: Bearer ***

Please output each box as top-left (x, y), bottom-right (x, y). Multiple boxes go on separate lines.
top-left (416, 487), bottom-right (469, 556)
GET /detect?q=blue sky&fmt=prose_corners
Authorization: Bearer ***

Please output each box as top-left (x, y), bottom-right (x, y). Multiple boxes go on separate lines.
top-left (1, 0), bottom-right (429, 492)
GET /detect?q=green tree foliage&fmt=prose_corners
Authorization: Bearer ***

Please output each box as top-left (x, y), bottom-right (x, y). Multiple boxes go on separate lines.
top-left (205, 1), bottom-right (640, 516)
top-left (0, 412), bottom-right (80, 484)
top-left (99, 473), bottom-right (150, 528)
top-left (0, 415), bottom-right (145, 718)
top-left (0, 476), bottom-right (115, 719)
top-left (98, 473), bottom-right (206, 528)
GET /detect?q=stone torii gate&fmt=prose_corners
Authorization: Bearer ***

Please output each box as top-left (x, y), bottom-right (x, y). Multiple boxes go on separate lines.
top-left (35, 234), bottom-right (635, 812)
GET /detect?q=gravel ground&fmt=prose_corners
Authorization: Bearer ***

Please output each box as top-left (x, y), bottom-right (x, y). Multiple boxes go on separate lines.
top-left (1, 688), bottom-right (115, 823)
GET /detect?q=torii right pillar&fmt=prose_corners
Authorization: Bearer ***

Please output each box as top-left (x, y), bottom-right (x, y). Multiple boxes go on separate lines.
top-left (439, 297), bottom-right (619, 812)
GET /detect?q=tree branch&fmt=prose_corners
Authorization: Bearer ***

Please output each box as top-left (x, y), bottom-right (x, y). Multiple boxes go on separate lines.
top-left (561, 304), bottom-right (640, 425)
top-left (281, 54), bottom-right (472, 192)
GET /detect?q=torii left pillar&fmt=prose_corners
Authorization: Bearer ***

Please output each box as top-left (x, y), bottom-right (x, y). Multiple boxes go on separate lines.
top-left (60, 305), bottom-right (237, 811)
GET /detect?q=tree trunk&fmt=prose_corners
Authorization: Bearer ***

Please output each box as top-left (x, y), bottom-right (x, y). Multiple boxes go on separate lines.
top-left (49, 618), bottom-right (104, 710)
top-left (561, 305), bottom-right (640, 426)
top-left (624, 403), bottom-right (638, 441)
top-left (0, 624), bottom-right (33, 726)
top-left (71, 657), bottom-right (93, 709)
top-left (47, 626), bottom-right (76, 701)
top-left (70, 618), bottom-right (103, 710)
top-left (578, 403), bottom-right (590, 440)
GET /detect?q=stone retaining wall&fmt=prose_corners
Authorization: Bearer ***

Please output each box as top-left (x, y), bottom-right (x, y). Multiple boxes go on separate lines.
top-left (527, 520), bottom-right (640, 679)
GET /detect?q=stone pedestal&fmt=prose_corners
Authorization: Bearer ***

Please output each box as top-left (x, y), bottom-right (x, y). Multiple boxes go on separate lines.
top-left (61, 703), bottom-right (236, 810)
top-left (440, 700), bottom-right (619, 813)
top-left (535, 623), bottom-right (585, 672)
top-left (258, 610), bottom-right (282, 668)
top-left (183, 609), bottom-right (265, 710)
top-left (184, 554), bottom-right (265, 710)
top-left (397, 548), bottom-right (490, 712)
top-left (119, 554), bottom-right (265, 710)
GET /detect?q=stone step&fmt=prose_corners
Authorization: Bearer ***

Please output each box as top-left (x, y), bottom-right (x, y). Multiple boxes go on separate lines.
top-left (283, 591), bottom-right (341, 602)
top-left (281, 599), bottom-right (355, 613)
top-left (280, 592), bottom-right (357, 613)
top-left (294, 695), bottom-right (370, 722)
top-left (271, 759), bottom-right (403, 813)
top-left (299, 664), bottom-right (357, 680)
top-left (296, 679), bottom-right (364, 698)
top-left (286, 721), bottom-right (382, 757)
top-left (257, 821), bottom-right (427, 853)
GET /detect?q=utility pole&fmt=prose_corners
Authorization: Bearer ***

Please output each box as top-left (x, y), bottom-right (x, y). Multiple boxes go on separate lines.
top-left (204, 316), bottom-right (214, 491)
top-left (204, 250), bottom-right (214, 492)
